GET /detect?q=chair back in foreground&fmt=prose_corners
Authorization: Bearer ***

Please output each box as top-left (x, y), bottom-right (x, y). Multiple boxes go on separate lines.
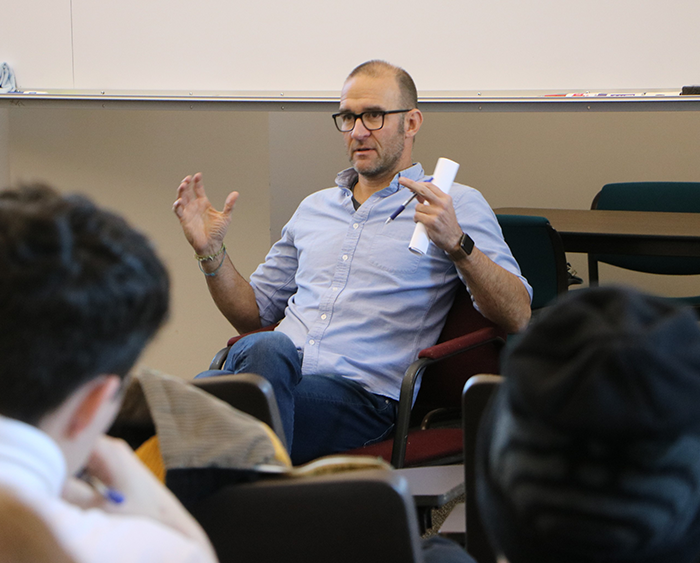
top-left (192, 372), bottom-right (287, 449)
top-left (588, 182), bottom-right (700, 308)
top-left (109, 372), bottom-right (286, 450)
top-left (463, 374), bottom-right (503, 563)
top-left (496, 214), bottom-right (568, 310)
top-left (190, 469), bottom-right (425, 563)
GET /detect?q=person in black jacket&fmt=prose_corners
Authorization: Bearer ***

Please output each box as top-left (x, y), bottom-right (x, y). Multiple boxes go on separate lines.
top-left (476, 286), bottom-right (700, 563)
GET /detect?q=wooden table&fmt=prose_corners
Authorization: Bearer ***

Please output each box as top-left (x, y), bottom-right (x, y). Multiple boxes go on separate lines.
top-left (495, 207), bottom-right (700, 257)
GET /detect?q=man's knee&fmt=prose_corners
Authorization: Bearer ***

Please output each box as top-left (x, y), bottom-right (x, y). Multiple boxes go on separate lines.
top-left (225, 331), bottom-right (300, 375)
top-left (231, 331), bottom-right (295, 357)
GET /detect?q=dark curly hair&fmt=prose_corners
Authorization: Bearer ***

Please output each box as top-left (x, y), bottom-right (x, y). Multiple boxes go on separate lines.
top-left (0, 184), bottom-right (169, 425)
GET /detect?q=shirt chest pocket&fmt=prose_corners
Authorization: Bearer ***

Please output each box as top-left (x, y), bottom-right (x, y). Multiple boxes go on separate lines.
top-left (368, 224), bottom-right (422, 274)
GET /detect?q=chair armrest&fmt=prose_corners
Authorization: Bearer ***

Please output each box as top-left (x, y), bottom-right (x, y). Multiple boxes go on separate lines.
top-left (226, 323), bottom-right (278, 347)
top-left (391, 327), bottom-right (506, 468)
top-left (209, 346), bottom-right (232, 370)
top-left (209, 324), bottom-right (280, 370)
top-left (417, 327), bottom-right (505, 361)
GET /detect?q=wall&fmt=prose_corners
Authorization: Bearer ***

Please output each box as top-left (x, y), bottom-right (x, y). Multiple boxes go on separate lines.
top-left (7, 106), bottom-right (700, 379)
top-left (412, 110), bottom-right (700, 299)
top-left (9, 107), bottom-right (271, 378)
top-left (5, 0), bottom-right (700, 93)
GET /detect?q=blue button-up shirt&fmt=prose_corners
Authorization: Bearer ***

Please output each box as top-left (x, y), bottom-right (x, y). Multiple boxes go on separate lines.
top-left (249, 163), bottom-right (531, 400)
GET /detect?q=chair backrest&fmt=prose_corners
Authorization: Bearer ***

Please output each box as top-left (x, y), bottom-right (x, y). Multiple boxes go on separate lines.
top-left (591, 182), bottom-right (700, 275)
top-left (192, 372), bottom-right (287, 449)
top-left (497, 214), bottom-right (568, 309)
top-left (411, 289), bottom-right (506, 418)
top-left (189, 469), bottom-right (425, 563)
top-left (462, 374), bottom-right (503, 563)
top-left (109, 372), bottom-right (287, 450)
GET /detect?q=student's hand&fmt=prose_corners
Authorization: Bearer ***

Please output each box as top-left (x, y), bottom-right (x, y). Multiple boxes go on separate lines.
top-left (172, 173), bottom-right (239, 256)
top-left (398, 177), bottom-right (463, 254)
top-left (62, 473), bottom-right (104, 510)
top-left (63, 436), bottom-right (215, 558)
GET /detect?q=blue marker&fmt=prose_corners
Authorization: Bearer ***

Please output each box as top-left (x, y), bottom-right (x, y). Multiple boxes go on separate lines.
top-left (385, 176), bottom-right (433, 224)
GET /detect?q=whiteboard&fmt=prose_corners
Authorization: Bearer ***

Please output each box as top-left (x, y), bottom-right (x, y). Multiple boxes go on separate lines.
top-left (3, 0), bottom-right (699, 94)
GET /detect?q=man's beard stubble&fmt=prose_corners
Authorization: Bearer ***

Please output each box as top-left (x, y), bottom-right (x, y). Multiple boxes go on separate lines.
top-left (350, 122), bottom-right (406, 179)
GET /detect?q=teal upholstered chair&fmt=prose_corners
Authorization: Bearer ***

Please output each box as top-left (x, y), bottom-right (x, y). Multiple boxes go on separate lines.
top-left (496, 214), bottom-right (569, 311)
top-left (588, 182), bottom-right (700, 310)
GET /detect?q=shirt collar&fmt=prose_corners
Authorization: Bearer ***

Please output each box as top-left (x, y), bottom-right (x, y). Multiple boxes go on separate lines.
top-left (336, 163), bottom-right (426, 196)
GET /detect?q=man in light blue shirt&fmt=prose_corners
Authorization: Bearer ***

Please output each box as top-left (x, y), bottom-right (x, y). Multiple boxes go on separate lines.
top-left (173, 60), bottom-right (532, 465)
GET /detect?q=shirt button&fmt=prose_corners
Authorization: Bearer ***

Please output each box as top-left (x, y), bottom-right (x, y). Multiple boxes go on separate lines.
top-left (332, 287), bottom-right (338, 291)
top-left (321, 314), bottom-right (327, 320)
top-left (309, 339), bottom-right (315, 346)
top-left (342, 255), bottom-right (348, 261)
top-left (353, 223), bottom-right (359, 229)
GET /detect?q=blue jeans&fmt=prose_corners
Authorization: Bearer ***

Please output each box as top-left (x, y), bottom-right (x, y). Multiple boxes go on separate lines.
top-left (422, 537), bottom-right (475, 563)
top-left (196, 332), bottom-right (397, 465)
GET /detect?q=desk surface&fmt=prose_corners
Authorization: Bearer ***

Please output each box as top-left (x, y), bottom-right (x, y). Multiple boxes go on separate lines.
top-left (495, 208), bottom-right (700, 237)
top-left (438, 501), bottom-right (466, 535)
top-left (494, 207), bottom-right (700, 256)
top-left (394, 464), bottom-right (464, 508)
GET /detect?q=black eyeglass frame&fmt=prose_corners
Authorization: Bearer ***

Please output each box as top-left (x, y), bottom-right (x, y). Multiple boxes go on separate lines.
top-left (332, 109), bottom-right (412, 132)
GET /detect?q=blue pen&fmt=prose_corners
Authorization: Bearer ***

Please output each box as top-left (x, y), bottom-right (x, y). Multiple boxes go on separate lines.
top-left (80, 473), bottom-right (125, 504)
top-left (385, 176), bottom-right (433, 224)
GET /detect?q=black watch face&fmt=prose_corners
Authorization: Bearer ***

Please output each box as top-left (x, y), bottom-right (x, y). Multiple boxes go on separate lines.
top-left (461, 233), bottom-right (474, 255)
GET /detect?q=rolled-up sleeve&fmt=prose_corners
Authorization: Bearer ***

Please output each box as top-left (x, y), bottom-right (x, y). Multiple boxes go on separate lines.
top-left (250, 214), bottom-right (300, 327)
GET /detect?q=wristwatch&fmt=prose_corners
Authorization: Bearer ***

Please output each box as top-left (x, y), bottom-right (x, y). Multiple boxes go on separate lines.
top-left (449, 232), bottom-right (475, 259)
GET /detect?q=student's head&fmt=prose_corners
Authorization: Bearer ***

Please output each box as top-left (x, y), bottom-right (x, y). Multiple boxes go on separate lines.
top-left (0, 184), bottom-right (169, 469)
top-left (338, 60), bottom-right (423, 182)
top-left (476, 286), bottom-right (700, 563)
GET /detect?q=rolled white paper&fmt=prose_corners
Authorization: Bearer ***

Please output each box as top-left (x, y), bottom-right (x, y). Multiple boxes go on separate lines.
top-left (408, 158), bottom-right (460, 255)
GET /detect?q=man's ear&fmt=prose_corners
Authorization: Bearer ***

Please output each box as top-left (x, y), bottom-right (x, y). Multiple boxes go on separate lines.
top-left (404, 108), bottom-right (423, 139)
top-left (66, 375), bottom-right (122, 439)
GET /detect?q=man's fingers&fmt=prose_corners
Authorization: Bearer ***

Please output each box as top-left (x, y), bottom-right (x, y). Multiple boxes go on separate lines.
top-left (173, 173), bottom-right (238, 227)
top-left (222, 191), bottom-right (240, 216)
top-left (172, 180), bottom-right (189, 218)
top-left (175, 175), bottom-right (195, 207)
top-left (399, 177), bottom-right (440, 203)
top-left (192, 173), bottom-right (206, 198)
top-left (398, 177), bottom-right (420, 191)
top-left (173, 173), bottom-right (213, 217)
top-left (172, 199), bottom-right (183, 218)
top-left (414, 202), bottom-right (440, 223)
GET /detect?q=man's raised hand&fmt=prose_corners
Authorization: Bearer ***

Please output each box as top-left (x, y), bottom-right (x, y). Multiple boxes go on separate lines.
top-left (172, 173), bottom-right (238, 256)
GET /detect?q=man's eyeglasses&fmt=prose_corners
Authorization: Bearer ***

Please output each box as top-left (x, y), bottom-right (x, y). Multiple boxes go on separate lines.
top-left (332, 109), bottom-right (411, 132)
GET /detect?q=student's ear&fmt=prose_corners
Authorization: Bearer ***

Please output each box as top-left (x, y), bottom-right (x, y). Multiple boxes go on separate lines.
top-left (66, 375), bottom-right (122, 440)
top-left (404, 108), bottom-right (423, 139)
